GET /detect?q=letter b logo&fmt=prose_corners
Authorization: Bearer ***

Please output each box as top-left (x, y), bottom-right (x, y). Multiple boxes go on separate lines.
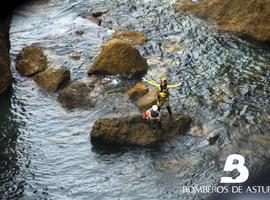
top-left (220, 154), bottom-right (249, 183)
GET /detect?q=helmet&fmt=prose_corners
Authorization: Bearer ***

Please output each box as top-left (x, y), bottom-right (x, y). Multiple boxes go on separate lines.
top-left (152, 105), bottom-right (158, 112)
top-left (161, 77), bottom-right (167, 83)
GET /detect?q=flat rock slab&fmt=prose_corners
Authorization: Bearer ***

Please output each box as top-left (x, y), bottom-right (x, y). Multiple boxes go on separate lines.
top-left (91, 113), bottom-right (192, 146)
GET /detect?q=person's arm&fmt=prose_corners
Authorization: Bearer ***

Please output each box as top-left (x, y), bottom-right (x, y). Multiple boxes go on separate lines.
top-left (167, 82), bottom-right (182, 89)
top-left (144, 80), bottom-right (160, 89)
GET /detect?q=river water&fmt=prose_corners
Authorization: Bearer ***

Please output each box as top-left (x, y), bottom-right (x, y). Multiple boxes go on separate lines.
top-left (1, 0), bottom-right (270, 199)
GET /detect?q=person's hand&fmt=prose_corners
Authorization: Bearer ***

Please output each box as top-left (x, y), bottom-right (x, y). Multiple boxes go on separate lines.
top-left (142, 77), bottom-right (147, 82)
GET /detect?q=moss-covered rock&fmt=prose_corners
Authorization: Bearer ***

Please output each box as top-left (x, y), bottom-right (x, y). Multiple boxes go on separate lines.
top-left (88, 39), bottom-right (148, 77)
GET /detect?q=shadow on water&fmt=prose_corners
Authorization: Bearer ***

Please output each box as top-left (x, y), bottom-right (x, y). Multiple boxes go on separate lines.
top-left (0, 89), bottom-right (26, 199)
top-left (91, 137), bottom-right (162, 155)
top-left (0, 89), bottom-right (16, 148)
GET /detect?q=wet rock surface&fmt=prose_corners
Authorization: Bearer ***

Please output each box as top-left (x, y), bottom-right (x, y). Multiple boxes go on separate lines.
top-left (0, 17), bottom-right (12, 94)
top-left (91, 113), bottom-right (192, 145)
top-left (137, 90), bottom-right (157, 111)
top-left (33, 67), bottom-right (70, 93)
top-left (125, 82), bottom-right (149, 100)
top-left (16, 45), bottom-right (48, 76)
top-left (175, 0), bottom-right (270, 44)
top-left (57, 81), bottom-right (97, 109)
top-left (88, 39), bottom-right (148, 77)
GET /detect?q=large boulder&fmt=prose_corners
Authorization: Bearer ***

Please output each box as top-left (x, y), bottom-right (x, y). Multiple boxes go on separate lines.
top-left (113, 30), bottom-right (148, 45)
top-left (33, 67), bottom-right (70, 93)
top-left (0, 17), bottom-right (12, 94)
top-left (57, 81), bottom-right (97, 109)
top-left (16, 45), bottom-right (48, 76)
top-left (137, 90), bottom-right (157, 111)
top-left (91, 113), bottom-right (192, 145)
top-left (88, 39), bottom-right (148, 77)
top-left (125, 82), bottom-right (149, 100)
top-left (175, 0), bottom-right (270, 44)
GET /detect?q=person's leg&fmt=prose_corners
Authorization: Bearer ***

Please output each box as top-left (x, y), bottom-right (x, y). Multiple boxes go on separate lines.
top-left (147, 119), bottom-right (152, 128)
top-left (157, 100), bottom-right (161, 111)
top-left (166, 106), bottom-right (172, 117)
top-left (165, 99), bottom-right (172, 117)
top-left (151, 120), bottom-right (156, 130)
top-left (158, 120), bottom-right (162, 130)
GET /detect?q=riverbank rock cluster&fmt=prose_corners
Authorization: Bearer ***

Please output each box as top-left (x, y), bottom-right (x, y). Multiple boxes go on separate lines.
top-left (91, 113), bottom-right (192, 145)
top-left (175, 0), bottom-right (270, 44)
top-left (0, 17), bottom-right (12, 94)
top-left (88, 39), bottom-right (148, 77)
top-left (16, 46), bottom-right (70, 93)
top-left (14, 30), bottom-right (149, 110)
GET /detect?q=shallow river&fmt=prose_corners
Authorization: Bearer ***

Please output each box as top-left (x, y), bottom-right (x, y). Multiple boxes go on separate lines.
top-left (0, 0), bottom-right (270, 199)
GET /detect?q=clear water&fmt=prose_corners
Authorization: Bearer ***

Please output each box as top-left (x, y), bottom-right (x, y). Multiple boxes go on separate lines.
top-left (0, 0), bottom-right (270, 199)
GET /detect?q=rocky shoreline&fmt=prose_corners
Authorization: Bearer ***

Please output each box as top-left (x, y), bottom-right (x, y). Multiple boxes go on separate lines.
top-left (175, 0), bottom-right (270, 44)
top-left (0, 17), bottom-right (12, 94)
top-left (0, 0), bottom-right (33, 94)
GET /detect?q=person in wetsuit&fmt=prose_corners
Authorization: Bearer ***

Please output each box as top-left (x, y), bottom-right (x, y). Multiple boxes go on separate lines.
top-left (143, 105), bottom-right (162, 131)
top-left (144, 77), bottom-right (182, 117)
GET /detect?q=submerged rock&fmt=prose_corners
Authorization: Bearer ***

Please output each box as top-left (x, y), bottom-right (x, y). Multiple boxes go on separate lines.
top-left (0, 17), bottom-right (12, 94)
top-left (57, 81), bottom-right (97, 109)
top-left (88, 39), bottom-right (148, 77)
top-left (91, 113), bottom-right (192, 145)
top-left (137, 90), bottom-right (157, 111)
top-left (85, 11), bottom-right (106, 26)
top-left (113, 30), bottom-right (148, 45)
top-left (125, 82), bottom-right (149, 100)
top-left (33, 67), bottom-right (70, 93)
top-left (16, 45), bottom-right (48, 76)
top-left (251, 134), bottom-right (270, 146)
top-left (189, 123), bottom-right (227, 145)
top-left (176, 0), bottom-right (270, 44)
